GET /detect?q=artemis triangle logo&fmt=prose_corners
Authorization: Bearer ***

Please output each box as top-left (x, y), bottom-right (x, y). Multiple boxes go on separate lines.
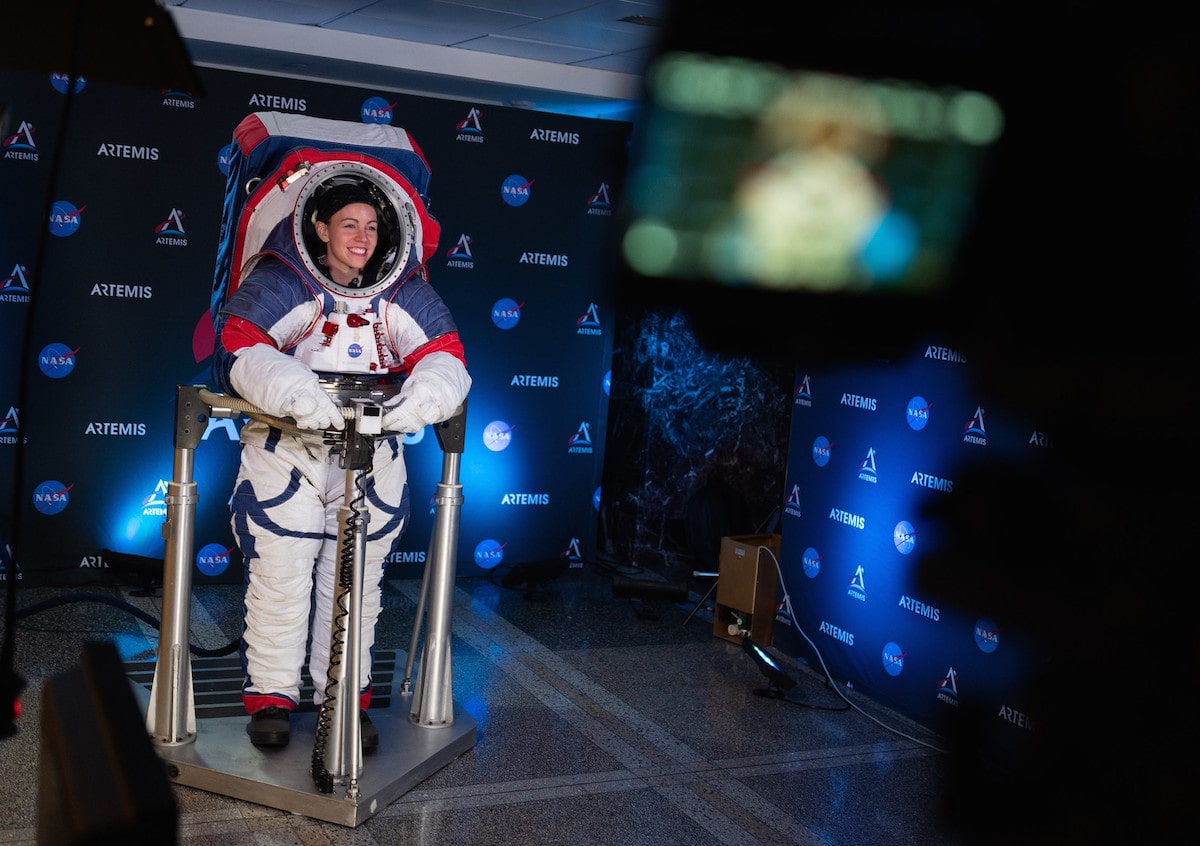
top-left (857, 447), bottom-right (878, 483)
top-left (1, 264), bottom-right (32, 303)
top-left (783, 484), bottom-right (802, 518)
top-left (3, 119), bottom-right (39, 160)
top-left (567, 422), bottom-right (593, 454)
top-left (455, 107), bottom-right (484, 138)
top-left (562, 537), bottom-right (583, 564)
top-left (936, 667), bottom-right (960, 705)
top-left (447, 233), bottom-right (474, 267)
top-left (1, 406), bottom-right (19, 435)
top-left (962, 406), bottom-right (987, 445)
top-left (794, 375), bottom-right (812, 406)
top-left (586, 182), bottom-right (613, 216)
top-left (847, 564), bottom-right (866, 601)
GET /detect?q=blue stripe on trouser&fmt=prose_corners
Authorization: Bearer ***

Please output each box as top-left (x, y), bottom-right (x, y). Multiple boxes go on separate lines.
top-left (232, 433), bottom-right (409, 707)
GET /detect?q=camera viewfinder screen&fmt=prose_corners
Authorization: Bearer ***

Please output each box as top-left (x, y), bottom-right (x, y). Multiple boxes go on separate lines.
top-left (621, 52), bottom-right (1004, 297)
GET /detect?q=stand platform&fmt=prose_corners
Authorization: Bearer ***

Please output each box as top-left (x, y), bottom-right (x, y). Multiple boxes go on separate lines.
top-left (129, 652), bottom-right (476, 827)
top-left (144, 388), bottom-right (475, 827)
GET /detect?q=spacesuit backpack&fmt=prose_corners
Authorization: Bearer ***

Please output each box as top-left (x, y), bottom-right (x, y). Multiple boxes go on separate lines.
top-left (210, 110), bottom-right (442, 375)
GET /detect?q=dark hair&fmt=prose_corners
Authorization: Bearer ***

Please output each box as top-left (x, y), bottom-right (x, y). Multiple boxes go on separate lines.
top-left (313, 182), bottom-right (379, 223)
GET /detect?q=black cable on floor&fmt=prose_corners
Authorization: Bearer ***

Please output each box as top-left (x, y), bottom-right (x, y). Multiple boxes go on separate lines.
top-left (752, 685), bottom-right (851, 711)
top-left (15, 593), bottom-right (239, 658)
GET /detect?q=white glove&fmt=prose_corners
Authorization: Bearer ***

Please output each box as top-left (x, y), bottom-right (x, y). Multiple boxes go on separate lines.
top-left (228, 343), bottom-right (345, 431)
top-left (382, 380), bottom-right (445, 434)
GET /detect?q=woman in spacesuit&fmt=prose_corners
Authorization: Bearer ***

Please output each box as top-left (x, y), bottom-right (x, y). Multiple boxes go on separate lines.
top-left (212, 176), bottom-right (470, 749)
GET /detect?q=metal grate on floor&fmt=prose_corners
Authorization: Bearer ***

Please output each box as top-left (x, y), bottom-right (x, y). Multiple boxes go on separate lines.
top-left (124, 650), bottom-right (399, 719)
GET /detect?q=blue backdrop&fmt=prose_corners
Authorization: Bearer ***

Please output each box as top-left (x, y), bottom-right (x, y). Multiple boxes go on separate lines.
top-left (771, 338), bottom-right (1052, 753)
top-left (0, 64), bottom-right (628, 587)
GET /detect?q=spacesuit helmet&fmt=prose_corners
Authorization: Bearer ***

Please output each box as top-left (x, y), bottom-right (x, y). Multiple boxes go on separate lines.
top-left (298, 171), bottom-right (409, 296)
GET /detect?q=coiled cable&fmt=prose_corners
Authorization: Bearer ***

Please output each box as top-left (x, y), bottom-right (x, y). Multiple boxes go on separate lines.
top-left (311, 467), bottom-right (368, 792)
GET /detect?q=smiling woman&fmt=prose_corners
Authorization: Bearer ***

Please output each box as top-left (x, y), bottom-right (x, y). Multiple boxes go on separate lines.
top-left (206, 112), bottom-right (470, 763)
top-left (309, 185), bottom-right (380, 287)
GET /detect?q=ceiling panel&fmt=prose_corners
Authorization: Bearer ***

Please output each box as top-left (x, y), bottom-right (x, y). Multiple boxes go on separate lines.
top-left (163, 0), bottom-right (667, 118)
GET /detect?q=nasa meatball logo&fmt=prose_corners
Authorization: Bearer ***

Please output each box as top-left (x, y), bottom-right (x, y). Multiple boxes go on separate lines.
top-left (501, 174), bottom-right (533, 207)
top-left (473, 538), bottom-right (505, 569)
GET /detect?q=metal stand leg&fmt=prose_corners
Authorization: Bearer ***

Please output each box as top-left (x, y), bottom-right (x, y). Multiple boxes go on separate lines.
top-left (146, 386), bottom-right (209, 746)
top-left (407, 403), bottom-right (467, 727)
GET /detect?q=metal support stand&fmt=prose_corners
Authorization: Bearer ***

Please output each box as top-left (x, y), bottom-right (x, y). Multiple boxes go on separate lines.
top-left (403, 406), bottom-right (465, 726)
top-left (683, 571), bottom-right (719, 628)
top-left (139, 385), bottom-right (476, 827)
top-left (145, 386), bottom-right (204, 746)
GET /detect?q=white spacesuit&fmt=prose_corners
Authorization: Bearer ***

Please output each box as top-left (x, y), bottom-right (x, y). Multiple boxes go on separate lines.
top-left (212, 171), bottom-right (470, 749)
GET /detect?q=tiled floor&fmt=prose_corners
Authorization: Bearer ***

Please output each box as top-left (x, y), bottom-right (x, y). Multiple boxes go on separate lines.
top-left (0, 563), bottom-right (1048, 845)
